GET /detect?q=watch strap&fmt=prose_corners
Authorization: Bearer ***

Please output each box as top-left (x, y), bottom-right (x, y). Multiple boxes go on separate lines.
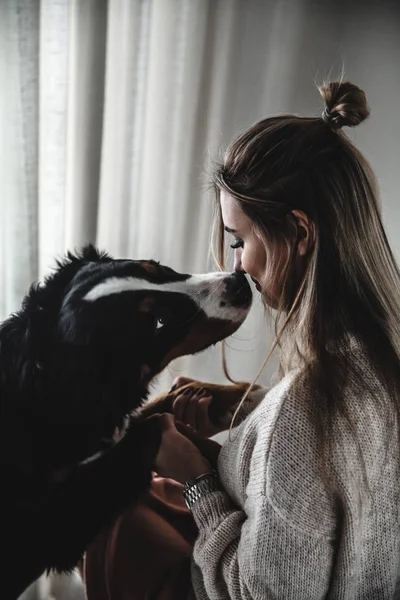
top-left (183, 470), bottom-right (220, 510)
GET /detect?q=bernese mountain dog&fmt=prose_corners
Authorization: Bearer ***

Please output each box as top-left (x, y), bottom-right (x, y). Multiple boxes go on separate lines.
top-left (0, 244), bottom-right (252, 598)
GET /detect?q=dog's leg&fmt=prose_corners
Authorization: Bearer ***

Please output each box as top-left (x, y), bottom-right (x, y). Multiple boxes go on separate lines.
top-left (42, 417), bottom-right (161, 573)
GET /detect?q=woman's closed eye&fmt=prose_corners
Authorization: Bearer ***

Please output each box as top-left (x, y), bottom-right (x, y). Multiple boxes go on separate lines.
top-left (230, 238), bottom-right (244, 249)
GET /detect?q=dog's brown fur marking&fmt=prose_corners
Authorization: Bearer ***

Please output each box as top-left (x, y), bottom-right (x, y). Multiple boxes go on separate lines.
top-left (141, 262), bottom-right (160, 277)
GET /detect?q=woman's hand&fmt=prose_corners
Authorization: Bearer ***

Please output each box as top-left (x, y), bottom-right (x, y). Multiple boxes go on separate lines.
top-left (169, 376), bottom-right (247, 437)
top-left (173, 386), bottom-right (220, 438)
top-left (140, 376), bottom-right (254, 432)
top-left (154, 414), bottom-right (212, 484)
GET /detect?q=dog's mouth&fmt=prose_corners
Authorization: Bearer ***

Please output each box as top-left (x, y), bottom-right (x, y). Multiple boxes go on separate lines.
top-left (251, 277), bottom-right (261, 292)
top-left (150, 272), bottom-right (252, 375)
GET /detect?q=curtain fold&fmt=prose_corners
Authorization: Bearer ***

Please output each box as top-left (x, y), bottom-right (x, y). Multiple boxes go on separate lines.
top-left (39, 0), bottom-right (69, 275)
top-left (64, 0), bottom-right (107, 254)
top-left (0, 0), bottom-right (40, 316)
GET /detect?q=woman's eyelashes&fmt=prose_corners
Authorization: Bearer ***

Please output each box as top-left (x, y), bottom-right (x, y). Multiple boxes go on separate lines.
top-left (230, 238), bottom-right (244, 249)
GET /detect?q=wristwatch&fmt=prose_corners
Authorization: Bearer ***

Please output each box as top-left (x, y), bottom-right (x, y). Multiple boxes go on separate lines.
top-left (183, 470), bottom-right (221, 510)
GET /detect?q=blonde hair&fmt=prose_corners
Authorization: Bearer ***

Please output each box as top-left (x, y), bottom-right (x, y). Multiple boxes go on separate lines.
top-left (212, 80), bottom-right (400, 468)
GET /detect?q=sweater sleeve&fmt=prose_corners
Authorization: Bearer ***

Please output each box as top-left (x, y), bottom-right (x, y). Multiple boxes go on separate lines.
top-left (191, 489), bottom-right (334, 600)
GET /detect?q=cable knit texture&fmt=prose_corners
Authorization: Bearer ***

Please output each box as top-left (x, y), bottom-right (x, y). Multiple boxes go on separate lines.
top-left (189, 341), bottom-right (400, 599)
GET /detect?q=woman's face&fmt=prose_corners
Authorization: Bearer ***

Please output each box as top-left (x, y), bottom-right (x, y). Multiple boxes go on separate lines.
top-left (220, 190), bottom-right (269, 296)
top-left (220, 191), bottom-right (313, 310)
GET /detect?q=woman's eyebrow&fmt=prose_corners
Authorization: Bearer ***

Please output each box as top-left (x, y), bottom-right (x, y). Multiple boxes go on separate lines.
top-left (224, 226), bottom-right (237, 233)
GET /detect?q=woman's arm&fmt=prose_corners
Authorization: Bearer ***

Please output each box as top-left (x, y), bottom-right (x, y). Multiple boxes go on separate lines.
top-left (190, 378), bottom-right (339, 600)
top-left (191, 489), bottom-right (334, 600)
top-left (153, 386), bottom-right (337, 600)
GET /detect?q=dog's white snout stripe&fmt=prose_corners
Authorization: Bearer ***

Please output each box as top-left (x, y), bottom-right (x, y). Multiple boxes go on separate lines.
top-left (83, 273), bottom-right (251, 322)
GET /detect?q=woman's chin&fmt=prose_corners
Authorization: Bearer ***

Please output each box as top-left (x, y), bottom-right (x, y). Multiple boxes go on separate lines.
top-left (260, 289), bottom-right (280, 310)
top-left (251, 277), bottom-right (281, 309)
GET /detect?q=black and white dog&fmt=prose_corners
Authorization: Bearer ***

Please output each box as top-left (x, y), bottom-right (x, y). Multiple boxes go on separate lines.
top-left (0, 244), bottom-right (252, 598)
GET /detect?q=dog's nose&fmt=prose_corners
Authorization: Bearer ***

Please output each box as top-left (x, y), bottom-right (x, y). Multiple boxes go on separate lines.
top-left (224, 271), bottom-right (252, 307)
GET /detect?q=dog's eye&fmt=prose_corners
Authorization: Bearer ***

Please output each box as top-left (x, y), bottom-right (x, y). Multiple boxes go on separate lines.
top-left (154, 307), bottom-right (172, 331)
top-left (156, 317), bottom-right (166, 330)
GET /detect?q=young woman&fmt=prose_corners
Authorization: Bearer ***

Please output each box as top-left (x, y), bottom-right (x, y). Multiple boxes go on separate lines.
top-left (84, 80), bottom-right (400, 599)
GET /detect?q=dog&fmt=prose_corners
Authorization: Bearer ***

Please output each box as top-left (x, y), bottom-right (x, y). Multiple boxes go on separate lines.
top-left (0, 244), bottom-right (252, 598)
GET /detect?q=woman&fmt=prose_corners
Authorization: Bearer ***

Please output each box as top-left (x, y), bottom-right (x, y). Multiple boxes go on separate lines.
top-left (84, 80), bottom-right (400, 599)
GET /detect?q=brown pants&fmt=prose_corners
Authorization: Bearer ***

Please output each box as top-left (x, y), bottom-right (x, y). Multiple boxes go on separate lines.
top-left (82, 475), bottom-right (197, 600)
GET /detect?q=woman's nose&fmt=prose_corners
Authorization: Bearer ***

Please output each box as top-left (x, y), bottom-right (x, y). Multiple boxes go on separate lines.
top-left (233, 248), bottom-right (243, 272)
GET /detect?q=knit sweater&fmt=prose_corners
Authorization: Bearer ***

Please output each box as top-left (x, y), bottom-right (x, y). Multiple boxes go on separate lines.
top-left (189, 342), bottom-right (400, 599)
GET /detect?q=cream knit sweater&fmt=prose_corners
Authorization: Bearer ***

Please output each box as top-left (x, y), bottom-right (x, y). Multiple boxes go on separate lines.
top-left (189, 342), bottom-right (400, 599)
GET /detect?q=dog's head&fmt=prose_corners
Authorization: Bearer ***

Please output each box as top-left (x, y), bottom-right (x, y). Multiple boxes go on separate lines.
top-left (57, 246), bottom-right (252, 378)
top-left (1, 245), bottom-right (252, 469)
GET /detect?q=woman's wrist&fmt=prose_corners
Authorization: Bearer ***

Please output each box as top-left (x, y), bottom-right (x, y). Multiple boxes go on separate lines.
top-left (183, 458), bottom-right (212, 481)
top-left (183, 470), bottom-right (221, 510)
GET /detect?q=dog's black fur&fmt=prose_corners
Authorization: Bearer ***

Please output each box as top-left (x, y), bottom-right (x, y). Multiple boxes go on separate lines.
top-left (0, 245), bottom-right (251, 598)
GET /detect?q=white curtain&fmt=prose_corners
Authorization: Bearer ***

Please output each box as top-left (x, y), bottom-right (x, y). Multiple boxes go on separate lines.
top-left (1, 1), bottom-right (399, 598)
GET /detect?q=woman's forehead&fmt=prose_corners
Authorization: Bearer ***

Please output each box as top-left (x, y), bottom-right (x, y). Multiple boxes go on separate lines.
top-left (220, 191), bottom-right (250, 231)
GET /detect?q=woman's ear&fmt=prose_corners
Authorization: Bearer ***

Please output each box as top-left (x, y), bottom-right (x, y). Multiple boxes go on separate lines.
top-left (291, 210), bottom-right (315, 256)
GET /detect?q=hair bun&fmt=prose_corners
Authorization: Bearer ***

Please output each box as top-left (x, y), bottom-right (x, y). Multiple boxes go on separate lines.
top-left (318, 81), bottom-right (370, 129)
